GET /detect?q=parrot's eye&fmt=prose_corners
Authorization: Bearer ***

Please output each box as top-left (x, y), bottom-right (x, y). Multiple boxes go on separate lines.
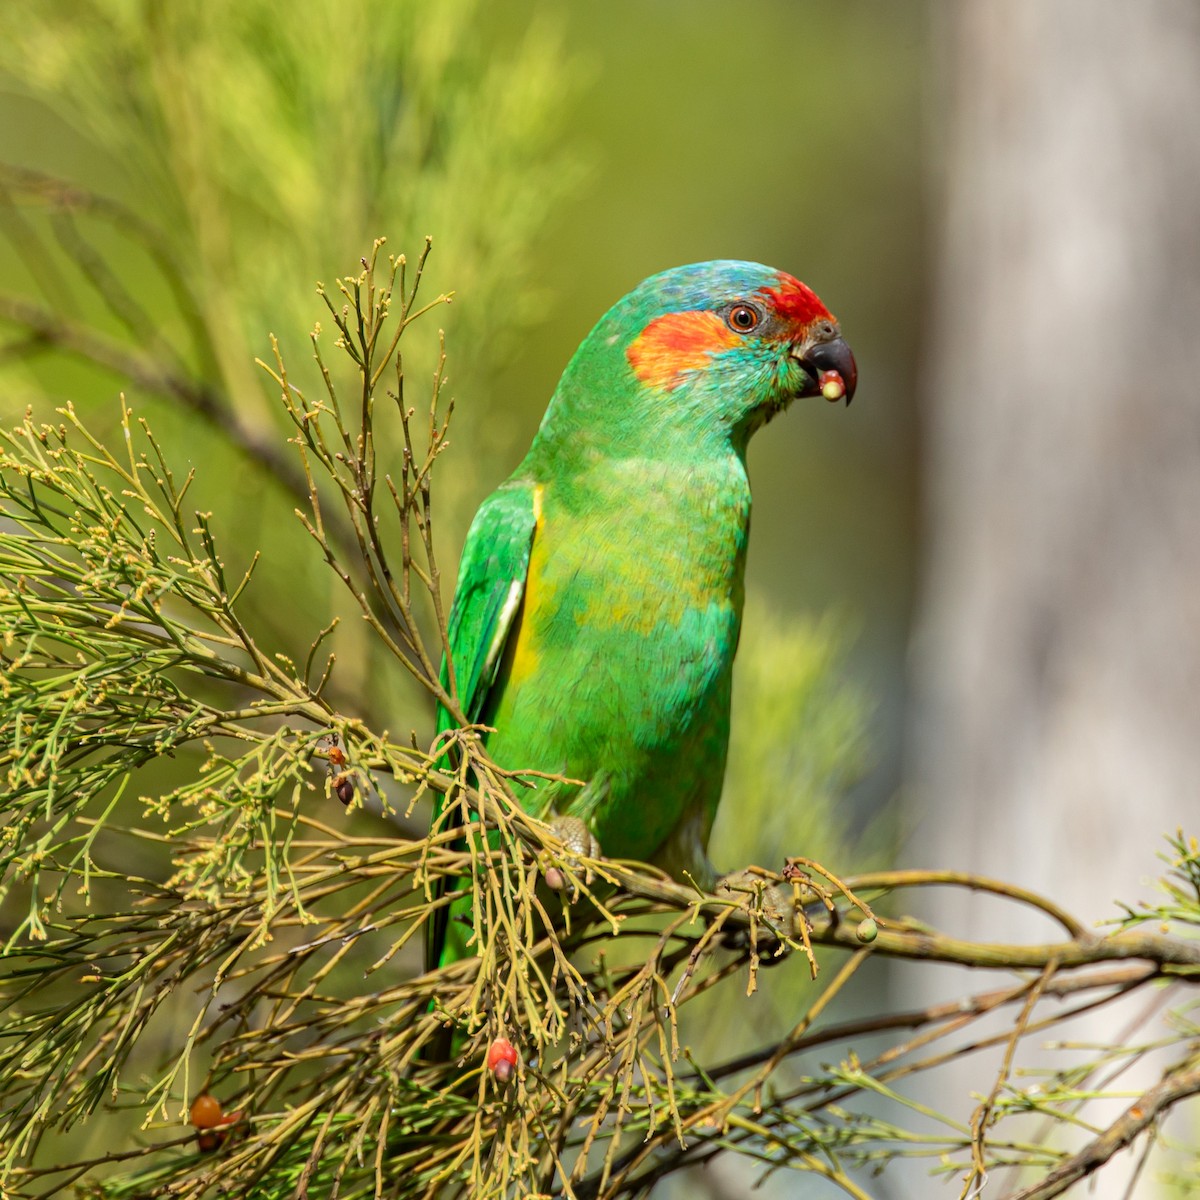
top-left (727, 304), bottom-right (761, 333)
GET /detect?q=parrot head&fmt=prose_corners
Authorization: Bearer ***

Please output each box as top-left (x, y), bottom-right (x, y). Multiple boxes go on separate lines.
top-left (625, 260), bottom-right (856, 411)
top-left (540, 261), bottom-right (855, 457)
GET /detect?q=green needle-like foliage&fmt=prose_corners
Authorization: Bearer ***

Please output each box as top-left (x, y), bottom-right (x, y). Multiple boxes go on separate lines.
top-left (2, 246), bottom-right (1198, 1200)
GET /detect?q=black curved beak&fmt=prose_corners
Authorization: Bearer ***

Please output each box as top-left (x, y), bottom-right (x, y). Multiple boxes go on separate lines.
top-left (795, 334), bottom-right (858, 405)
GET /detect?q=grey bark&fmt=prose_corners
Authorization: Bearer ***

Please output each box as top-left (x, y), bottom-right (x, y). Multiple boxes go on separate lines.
top-left (909, 3), bottom-right (1200, 1194)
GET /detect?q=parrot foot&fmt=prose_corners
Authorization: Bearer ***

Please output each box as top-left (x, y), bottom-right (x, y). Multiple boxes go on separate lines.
top-left (715, 869), bottom-right (796, 963)
top-left (543, 815), bottom-right (601, 897)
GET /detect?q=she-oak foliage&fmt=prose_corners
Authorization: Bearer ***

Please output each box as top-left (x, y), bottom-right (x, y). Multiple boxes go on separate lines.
top-left (0, 246), bottom-right (1198, 1200)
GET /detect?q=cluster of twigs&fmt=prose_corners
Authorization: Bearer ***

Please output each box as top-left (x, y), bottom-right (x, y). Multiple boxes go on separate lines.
top-left (1, 243), bottom-right (1198, 1199)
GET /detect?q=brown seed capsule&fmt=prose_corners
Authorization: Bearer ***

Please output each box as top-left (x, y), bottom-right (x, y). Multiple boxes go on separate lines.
top-left (334, 774), bottom-right (354, 805)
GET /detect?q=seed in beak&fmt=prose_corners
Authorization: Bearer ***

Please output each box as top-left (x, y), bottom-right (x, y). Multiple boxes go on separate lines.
top-left (819, 371), bottom-right (846, 402)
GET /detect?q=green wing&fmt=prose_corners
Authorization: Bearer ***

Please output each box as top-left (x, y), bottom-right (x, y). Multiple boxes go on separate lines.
top-left (427, 479), bottom-right (537, 971)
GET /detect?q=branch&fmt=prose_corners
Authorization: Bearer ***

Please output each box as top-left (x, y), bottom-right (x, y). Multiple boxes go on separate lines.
top-left (600, 860), bottom-right (1200, 974)
top-left (845, 868), bottom-right (1088, 938)
top-left (700, 963), bottom-right (1160, 1086)
top-left (0, 162), bottom-right (219, 377)
top-left (1008, 1059), bottom-right (1200, 1200)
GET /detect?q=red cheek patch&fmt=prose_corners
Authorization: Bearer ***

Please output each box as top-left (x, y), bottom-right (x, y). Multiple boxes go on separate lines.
top-left (626, 310), bottom-right (741, 391)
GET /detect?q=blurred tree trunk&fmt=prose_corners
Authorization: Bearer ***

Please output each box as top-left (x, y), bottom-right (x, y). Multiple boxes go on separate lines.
top-left (910, 2), bottom-right (1200, 1192)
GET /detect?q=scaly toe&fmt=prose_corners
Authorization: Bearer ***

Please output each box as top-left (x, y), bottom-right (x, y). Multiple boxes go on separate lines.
top-left (544, 816), bottom-right (601, 893)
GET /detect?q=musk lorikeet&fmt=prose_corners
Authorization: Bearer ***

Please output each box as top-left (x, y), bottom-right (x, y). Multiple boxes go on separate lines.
top-left (429, 260), bottom-right (856, 969)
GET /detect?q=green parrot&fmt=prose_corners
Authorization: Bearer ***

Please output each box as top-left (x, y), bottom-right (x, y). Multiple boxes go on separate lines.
top-left (429, 260), bottom-right (856, 969)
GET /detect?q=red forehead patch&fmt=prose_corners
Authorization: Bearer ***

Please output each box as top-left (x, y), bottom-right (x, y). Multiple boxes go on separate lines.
top-left (762, 272), bottom-right (832, 325)
top-left (626, 310), bottom-right (740, 391)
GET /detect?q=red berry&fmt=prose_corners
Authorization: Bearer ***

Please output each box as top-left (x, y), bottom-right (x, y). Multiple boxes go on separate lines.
top-left (486, 1036), bottom-right (519, 1082)
top-left (189, 1093), bottom-right (223, 1130)
top-left (190, 1097), bottom-right (244, 1153)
